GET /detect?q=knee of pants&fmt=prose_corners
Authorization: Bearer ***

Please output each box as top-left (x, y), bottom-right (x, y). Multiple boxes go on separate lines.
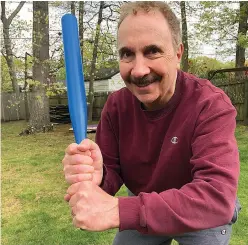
top-left (174, 224), bottom-right (232, 245)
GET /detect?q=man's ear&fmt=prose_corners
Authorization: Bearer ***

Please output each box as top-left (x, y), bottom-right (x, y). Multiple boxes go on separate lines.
top-left (175, 43), bottom-right (184, 70)
top-left (176, 43), bottom-right (184, 63)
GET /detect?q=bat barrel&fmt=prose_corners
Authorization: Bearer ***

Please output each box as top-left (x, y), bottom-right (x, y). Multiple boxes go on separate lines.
top-left (61, 14), bottom-right (87, 144)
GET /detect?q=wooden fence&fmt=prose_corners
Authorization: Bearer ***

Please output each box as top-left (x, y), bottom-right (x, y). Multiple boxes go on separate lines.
top-left (1, 93), bottom-right (27, 122)
top-left (211, 76), bottom-right (248, 123)
top-left (1, 91), bottom-right (111, 122)
top-left (1, 78), bottom-right (248, 124)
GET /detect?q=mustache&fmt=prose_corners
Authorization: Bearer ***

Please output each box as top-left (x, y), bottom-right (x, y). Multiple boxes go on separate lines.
top-left (126, 73), bottom-right (162, 84)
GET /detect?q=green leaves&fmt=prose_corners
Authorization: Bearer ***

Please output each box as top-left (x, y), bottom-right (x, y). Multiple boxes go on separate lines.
top-left (195, 1), bottom-right (239, 57)
top-left (46, 81), bottom-right (66, 97)
top-left (1, 56), bottom-right (26, 92)
top-left (188, 56), bottom-right (234, 79)
top-left (237, 33), bottom-right (248, 48)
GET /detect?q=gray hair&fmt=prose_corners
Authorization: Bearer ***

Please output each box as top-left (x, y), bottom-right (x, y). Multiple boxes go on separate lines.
top-left (118, 1), bottom-right (182, 49)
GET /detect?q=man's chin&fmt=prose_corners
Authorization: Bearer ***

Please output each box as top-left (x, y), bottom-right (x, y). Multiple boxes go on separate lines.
top-left (136, 95), bottom-right (157, 106)
top-left (131, 83), bottom-right (158, 96)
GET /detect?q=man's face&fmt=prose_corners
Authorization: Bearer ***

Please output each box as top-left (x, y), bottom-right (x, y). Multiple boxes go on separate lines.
top-left (118, 10), bottom-right (183, 110)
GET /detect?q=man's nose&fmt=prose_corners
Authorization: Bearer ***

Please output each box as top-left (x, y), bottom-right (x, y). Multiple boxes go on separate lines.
top-left (131, 56), bottom-right (150, 78)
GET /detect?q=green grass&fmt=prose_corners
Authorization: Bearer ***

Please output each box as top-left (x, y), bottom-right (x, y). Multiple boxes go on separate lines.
top-left (1, 121), bottom-right (248, 245)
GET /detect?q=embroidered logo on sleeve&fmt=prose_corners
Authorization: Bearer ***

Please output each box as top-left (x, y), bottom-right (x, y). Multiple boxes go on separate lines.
top-left (171, 137), bottom-right (178, 144)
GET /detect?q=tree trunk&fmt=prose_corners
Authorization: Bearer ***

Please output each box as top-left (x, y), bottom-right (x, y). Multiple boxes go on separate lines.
top-left (24, 52), bottom-right (31, 121)
top-left (88, 1), bottom-right (104, 123)
top-left (79, 1), bottom-right (84, 60)
top-left (29, 1), bottom-right (50, 131)
top-left (2, 28), bottom-right (19, 94)
top-left (235, 2), bottom-right (248, 68)
top-left (71, 1), bottom-right (76, 15)
top-left (180, 1), bottom-right (189, 72)
top-left (1, 1), bottom-right (25, 94)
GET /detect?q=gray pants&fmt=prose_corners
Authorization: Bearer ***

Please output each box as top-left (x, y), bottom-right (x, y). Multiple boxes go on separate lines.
top-left (113, 190), bottom-right (241, 245)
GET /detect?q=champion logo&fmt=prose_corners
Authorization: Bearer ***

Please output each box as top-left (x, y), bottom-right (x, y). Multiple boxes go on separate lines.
top-left (171, 137), bottom-right (178, 144)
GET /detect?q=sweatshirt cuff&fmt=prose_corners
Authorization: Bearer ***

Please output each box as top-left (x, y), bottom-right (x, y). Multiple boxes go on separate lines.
top-left (118, 196), bottom-right (148, 233)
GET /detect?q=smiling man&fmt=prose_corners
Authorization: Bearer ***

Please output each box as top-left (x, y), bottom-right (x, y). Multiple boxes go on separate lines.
top-left (62, 2), bottom-right (241, 245)
top-left (118, 6), bottom-right (182, 111)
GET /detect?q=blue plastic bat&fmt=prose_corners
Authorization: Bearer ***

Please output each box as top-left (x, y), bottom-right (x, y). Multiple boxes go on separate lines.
top-left (61, 14), bottom-right (87, 144)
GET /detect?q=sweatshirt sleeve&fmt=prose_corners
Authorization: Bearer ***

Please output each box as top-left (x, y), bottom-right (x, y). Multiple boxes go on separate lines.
top-left (96, 94), bottom-right (123, 196)
top-left (118, 97), bottom-right (240, 235)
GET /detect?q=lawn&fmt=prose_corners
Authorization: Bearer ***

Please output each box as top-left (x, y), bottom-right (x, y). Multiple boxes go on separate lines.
top-left (1, 121), bottom-right (248, 245)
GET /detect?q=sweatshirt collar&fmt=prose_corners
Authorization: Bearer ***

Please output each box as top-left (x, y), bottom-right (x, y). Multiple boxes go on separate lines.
top-left (139, 69), bottom-right (183, 120)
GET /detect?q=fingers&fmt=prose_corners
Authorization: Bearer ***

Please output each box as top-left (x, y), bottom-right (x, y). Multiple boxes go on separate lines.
top-left (70, 191), bottom-right (89, 230)
top-left (65, 139), bottom-right (100, 155)
top-left (64, 193), bottom-right (71, 202)
top-left (64, 162), bottom-right (95, 175)
top-left (63, 154), bottom-right (94, 184)
top-left (69, 192), bottom-right (84, 207)
top-left (67, 181), bottom-right (92, 196)
top-left (72, 212), bottom-right (86, 230)
top-left (66, 183), bottom-right (89, 206)
top-left (65, 143), bottom-right (91, 156)
top-left (64, 164), bottom-right (94, 184)
top-left (62, 154), bottom-right (93, 167)
top-left (90, 148), bottom-right (103, 163)
top-left (63, 140), bottom-right (101, 211)
top-left (65, 173), bottom-right (93, 184)
top-left (66, 182), bottom-right (81, 197)
top-left (78, 139), bottom-right (101, 153)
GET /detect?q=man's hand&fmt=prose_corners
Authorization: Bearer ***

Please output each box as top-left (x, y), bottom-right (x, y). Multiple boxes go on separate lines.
top-left (67, 181), bottom-right (120, 231)
top-left (62, 139), bottom-right (104, 186)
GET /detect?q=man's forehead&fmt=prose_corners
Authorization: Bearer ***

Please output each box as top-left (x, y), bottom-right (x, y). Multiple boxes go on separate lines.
top-left (117, 25), bottom-right (170, 50)
top-left (117, 11), bottom-right (171, 47)
top-left (117, 39), bottom-right (165, 51)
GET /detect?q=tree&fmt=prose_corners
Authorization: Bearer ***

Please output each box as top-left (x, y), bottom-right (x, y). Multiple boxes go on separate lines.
top-left (87, 1), bottom-right (105, 123)
top-left (1, 1), bottom-right (25, 94)
top-left (28, 1), bottom-right (51, 131)
top-left (236, 2), bottom-right (248, 68)
top-left (79, 1), bottom-right (84, 60)
top-left (188, 56), bottom-right (233, 79)
top-left (195, 2), bottom-right (248, 66)
top-left (180, 1), bottom-right (189, 72)
top-left (169, 2), bottom-right (200, 69)
top-left (81, 1), bottom-right (121, 122)
top-left (55, 31), bottom-right (118, 82)
top-left (1, 56), bottom-right (27, 92)
top-left (71, 1), bottom-right (76, 15)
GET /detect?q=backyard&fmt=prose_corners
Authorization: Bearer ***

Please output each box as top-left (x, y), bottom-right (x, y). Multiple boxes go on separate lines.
top-left (1, 121), bottom-right (248, 245)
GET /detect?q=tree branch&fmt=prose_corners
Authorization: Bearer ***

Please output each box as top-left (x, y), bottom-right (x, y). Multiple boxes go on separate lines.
top-left (7, 1), bottom-right (25, 26)
top-left (50, 36), bottom-right (62, 59)
top-left (1, 49), bottom-right (7, 60)
top-left (86, 11), bottom-right (99, 24)
top-left (49, 64), bottom-right (64, 75)
top-left (1, 1), bottom-right (6, 23)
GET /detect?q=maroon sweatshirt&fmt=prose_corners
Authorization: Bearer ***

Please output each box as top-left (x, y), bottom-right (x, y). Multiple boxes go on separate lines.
top-left (96, 70), bottom-right (240, 235)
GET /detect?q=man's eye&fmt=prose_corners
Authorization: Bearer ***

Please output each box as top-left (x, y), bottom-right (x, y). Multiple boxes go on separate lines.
top-left (150, 48), bottom-right (159, 54)
top-left (119, 50), bottom-right (134, 62)
top-left (146, 48), bottom-right (159, 55)
top-left (122, 51), bottom-right (132, 58)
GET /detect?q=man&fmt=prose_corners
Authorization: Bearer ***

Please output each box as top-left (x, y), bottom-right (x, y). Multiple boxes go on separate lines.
top-left (62, 2), bottom-right (241, 245)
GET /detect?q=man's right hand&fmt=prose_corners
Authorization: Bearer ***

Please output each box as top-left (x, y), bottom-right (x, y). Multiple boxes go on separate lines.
top-left (62, 139), bottom-right (104, 187)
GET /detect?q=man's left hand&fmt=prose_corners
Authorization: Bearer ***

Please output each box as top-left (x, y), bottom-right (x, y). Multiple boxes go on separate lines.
top-left (67, 181), bottom-right (120, 231)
